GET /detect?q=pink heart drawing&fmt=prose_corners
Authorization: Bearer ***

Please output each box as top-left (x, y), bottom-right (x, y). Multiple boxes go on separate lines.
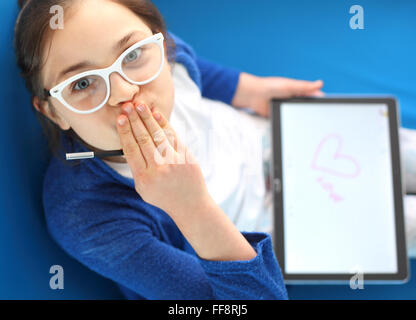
top-left (311, 134), bottom-right (360, 178)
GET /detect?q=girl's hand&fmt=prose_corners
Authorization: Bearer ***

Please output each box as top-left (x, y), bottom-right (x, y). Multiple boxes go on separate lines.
top-left (232, 72), bottom-right (325, 117)
top-left (116, 102), bottom-right (258, 262)
top-left (116, 102), bottom-right (211, 216)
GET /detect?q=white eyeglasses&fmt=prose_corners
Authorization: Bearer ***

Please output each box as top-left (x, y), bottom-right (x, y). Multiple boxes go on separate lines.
top-left (44, 32), bottom-right (165, 114)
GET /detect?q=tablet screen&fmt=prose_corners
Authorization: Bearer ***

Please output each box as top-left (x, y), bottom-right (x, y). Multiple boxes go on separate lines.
top-left (280, 102), bottom-right (398, 275)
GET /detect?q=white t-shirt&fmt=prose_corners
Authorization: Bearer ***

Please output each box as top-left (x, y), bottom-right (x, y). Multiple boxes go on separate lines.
top-left (104, 63), bottom-right (273, 234)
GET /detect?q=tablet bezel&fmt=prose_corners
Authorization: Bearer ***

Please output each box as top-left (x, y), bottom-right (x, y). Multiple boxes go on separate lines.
top-left (270, 96), bottom-right (409, 283)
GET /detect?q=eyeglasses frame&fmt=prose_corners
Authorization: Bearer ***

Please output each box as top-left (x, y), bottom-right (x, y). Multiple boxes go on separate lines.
top-left (44, 32), bottom-right (165, 115)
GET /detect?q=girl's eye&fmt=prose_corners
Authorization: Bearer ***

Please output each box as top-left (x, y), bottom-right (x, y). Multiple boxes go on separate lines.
top-left (123, 48), bottom-right (142, 64)
top-left (73, 78), bottom-right (93, 91)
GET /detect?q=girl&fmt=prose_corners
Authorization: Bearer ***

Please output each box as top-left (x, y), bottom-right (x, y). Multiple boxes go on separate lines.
top-left (14, 0), bottom-right (323, 299)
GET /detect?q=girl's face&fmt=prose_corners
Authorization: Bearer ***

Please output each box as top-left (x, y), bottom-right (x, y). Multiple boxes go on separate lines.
top-left (37, 0), bottom-right (175, 159)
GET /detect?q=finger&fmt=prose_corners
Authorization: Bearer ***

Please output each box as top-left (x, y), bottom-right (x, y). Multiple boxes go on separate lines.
top-left (152, 109), bottom-right (183, 152)
top-left (295, 89), bottom-right (325, 98)
top-left (116, 114), bottom-right (147, 172)
top-left (134, 103), bottom-right (171, 150)
top-left (287, 79), bottom-right (324, 96)
top-left (309, 90), bottom-right (325, 97)
top-left (122, 102), bottom-right (159, 166)
top-left (154, 140), bottom-right (178, 165)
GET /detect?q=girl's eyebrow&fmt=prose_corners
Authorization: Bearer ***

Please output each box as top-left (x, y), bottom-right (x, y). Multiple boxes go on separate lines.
top-left (56, 61), bottom-right (94, 85)
top-left (113, 30), bottom-right (138, 52)
top-left (54, 30), bottom-right (147, 84)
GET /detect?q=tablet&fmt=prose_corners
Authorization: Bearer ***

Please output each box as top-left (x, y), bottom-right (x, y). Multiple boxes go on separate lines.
top-left (270, 97), bottom-right (409, 283)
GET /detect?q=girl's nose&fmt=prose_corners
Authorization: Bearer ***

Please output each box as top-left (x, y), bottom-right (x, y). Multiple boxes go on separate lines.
top-left (107, 72), bottom-right (140, 107)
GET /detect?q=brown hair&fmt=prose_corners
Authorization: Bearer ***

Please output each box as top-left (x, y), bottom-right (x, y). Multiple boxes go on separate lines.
top-left (14, 0), bottom-right (176, 165)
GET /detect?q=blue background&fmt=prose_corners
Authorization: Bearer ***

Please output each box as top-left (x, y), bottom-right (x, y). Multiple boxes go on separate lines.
top-left (1, 0), bottom-right (415, 299)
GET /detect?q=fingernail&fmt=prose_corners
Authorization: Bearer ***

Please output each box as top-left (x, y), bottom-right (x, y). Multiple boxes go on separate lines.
top-left (314, 91), bottom-right (325, 97)
top-left (124, 104), bottom-right (133, 114)
top-left (154, 112), bottom-right (161, 120)
top-left (136, 104), bottom-right (145, 113)
top-left (118, 116), bottom-right (127, 126)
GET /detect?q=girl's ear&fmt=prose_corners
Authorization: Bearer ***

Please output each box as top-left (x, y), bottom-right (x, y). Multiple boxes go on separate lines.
top-left (33, 96), bottom-right (71, 131)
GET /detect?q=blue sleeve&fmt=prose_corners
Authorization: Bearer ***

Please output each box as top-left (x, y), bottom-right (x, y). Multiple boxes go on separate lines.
top-left (47, 196), bottom-right (288, 300)
top-left (169, 31), bottom-right (241, 105)
top-left (196, 56), bottom-right (241, 105)
top-left (198, 232), bottom-right (288, 300)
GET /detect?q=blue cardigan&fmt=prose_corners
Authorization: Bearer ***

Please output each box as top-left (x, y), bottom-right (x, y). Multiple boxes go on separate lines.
top-left (42, 32), bottom-right (288, 300)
